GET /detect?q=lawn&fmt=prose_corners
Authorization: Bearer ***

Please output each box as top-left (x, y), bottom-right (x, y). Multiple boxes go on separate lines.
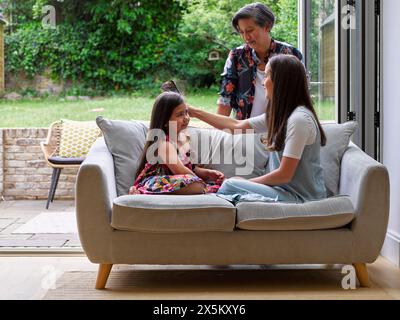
top-left (0, 87), bottom-right (336, 128)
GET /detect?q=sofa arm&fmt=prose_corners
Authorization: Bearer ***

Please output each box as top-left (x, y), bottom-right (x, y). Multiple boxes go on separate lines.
top-left (76, 137), bottom-right (117, 261)
top-left (339, 142), bottom-right (390, 262)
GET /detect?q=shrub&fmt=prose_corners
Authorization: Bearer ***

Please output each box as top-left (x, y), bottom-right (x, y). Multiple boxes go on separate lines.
top-left (4, 0), bottom-right (186, 91)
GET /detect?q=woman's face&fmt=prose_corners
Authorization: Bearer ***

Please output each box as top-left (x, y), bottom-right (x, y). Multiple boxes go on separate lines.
top-left (263, 64), bottom-right (273, 101)
top-left (237, 18), bottom-right (270, 52)
top-left (169, 103), bottom-right (190, 133)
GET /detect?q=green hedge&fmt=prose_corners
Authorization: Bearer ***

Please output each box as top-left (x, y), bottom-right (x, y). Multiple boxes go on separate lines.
top-left (3, 0), bottom-right (299, 93)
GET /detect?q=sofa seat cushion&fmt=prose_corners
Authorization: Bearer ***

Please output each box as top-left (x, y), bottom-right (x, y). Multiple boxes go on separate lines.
top-left (236, 196), bottom-right (355, 231)
top-left (112, 194), bottom-right (236, 232)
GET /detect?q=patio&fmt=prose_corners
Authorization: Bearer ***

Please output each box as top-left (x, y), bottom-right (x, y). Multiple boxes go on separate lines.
top-left (0, 200), bottom-right (81, 249)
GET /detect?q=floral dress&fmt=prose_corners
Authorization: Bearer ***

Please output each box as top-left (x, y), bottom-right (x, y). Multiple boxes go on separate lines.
top-left (131, 138), bottom-right (221, 194)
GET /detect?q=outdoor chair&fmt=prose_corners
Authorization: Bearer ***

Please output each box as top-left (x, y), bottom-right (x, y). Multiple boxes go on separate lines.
top-left (40, 120), bottom-right (101, 209)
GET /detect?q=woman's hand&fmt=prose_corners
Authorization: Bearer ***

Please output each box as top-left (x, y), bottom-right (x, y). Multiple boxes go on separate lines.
top-left (186, 105), bottom-right (252, 133)
top-left (187, 104), bottom-right (198, 118)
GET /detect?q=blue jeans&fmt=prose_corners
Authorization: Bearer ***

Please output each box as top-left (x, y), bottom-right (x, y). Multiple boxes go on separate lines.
top-left (217, 178), bottom-right (298, 203)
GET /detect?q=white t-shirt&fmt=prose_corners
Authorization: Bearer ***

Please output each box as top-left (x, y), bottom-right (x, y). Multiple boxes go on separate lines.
top-left (248, 106), bottom-right (317, 159)
top-left (250, 69), bottom-right (268, 118)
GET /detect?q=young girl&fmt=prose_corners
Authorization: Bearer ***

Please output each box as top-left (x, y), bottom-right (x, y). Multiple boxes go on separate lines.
top-left (129, 92), bottom-right (224, 195)
top-left (189, 54), bottom-right (327, 203)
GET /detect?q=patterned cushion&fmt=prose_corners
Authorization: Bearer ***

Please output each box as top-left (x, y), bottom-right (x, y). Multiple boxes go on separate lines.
top-left (58, 119), bottom-right (101, 158)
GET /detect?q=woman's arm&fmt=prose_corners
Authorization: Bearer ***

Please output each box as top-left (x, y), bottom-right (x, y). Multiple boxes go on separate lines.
top-left (216, 104), bottom-right (232, 117)
top-left (250, 156), bottom-right (299, 185)
top-left (158, 141), bottom-right (195, 175)
top-left (189, 106), bottom-right (252, 133)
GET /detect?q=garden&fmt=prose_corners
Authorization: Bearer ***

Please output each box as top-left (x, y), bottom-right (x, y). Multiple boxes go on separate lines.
top-left (0, 0), bottom-right (339, 128)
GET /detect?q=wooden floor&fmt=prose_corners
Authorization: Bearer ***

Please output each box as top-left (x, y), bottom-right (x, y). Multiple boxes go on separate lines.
top-left (0, 255), bottom-right (399, 300)
top-left (1, 201), bottom-right (399, 300)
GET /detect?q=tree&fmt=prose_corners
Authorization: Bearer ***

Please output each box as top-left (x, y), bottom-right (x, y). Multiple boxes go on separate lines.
top-left (3, 0), bottom-right (300, 92)
top-left (4, 0), bottom-right (187, 92)
top-left (162, 0), bottom-right (298, 88)
top-left (273, 0), bottom-right (298, 46)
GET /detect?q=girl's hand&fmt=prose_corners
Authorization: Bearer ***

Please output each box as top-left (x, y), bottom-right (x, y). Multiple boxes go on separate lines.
top-left (203, 169), bottom-right (225, 182)
top-left (129, 186), bottom-right (141, 195)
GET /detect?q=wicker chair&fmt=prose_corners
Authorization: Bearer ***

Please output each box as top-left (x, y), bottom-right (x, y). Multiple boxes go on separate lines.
top-left (40, 121), bottom-right (85, 209)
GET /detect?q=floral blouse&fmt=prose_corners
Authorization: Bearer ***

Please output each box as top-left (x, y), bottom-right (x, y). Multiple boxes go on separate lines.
top-left (218, 39), bottom-right (303, 120)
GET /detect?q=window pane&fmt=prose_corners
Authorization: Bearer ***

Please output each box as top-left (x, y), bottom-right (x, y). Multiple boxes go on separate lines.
top-left (310, 0), bottom-right (336, 121)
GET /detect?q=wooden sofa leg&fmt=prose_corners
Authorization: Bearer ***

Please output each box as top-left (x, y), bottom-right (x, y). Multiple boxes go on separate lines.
top-left (353, 263), bottom-right (370, 287)
top-left (95, 264), bottom-right (113, 289)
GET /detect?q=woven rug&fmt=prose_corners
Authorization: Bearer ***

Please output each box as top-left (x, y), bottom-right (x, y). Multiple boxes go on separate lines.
top-left (43, 265), bottom-right (392, 300)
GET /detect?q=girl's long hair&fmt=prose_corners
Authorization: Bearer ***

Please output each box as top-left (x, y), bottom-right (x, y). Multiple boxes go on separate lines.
top-left (136, 91), bottom-right (184, 177)
top-left (265, 54), bottom-right (326, 151)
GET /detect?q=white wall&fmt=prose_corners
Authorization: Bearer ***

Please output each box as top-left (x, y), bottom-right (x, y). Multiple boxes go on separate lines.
top-left (381, 0), bottom-right (400, 266)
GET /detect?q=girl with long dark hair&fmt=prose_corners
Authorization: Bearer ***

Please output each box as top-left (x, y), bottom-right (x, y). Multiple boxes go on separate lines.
top-left (130, 92), bottom-right (224, 195)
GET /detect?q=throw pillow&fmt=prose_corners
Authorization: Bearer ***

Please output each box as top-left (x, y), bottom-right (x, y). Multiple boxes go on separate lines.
top-left (58, 119), bottom-right (101, 158)
top-left (96, 116), bottom-right (148, 196)
top-left (320, 121), bottom-right (358, 196)
top-left (187, 127), bottom-right (269, 179)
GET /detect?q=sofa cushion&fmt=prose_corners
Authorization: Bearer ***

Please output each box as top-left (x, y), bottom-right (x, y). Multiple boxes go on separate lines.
top-left (187, 127), bottom-right (269, 179)
top-left (236, 196), bottom-right (355, 231)
top-left (96, 116), bottom-right (148, 196)
top-left (320, 121), bottom-right (358, 196)
top-left (112, 194), bottom-right (236, 232)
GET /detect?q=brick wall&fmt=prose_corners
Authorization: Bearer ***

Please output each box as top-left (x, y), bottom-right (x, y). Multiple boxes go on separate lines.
top-left (0, 128), bottom-right (78, 200)
top-left (0, 130), bottom-right (3, 196)
top-left (6, 69), bottom-right (65, 95)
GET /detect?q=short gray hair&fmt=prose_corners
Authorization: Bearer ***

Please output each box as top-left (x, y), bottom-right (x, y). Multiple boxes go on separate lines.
top-left (232, 2), bottom-right (275, 32)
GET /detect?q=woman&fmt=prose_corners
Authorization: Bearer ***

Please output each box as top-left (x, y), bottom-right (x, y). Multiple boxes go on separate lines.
top-left (217, 2), bottom-right (303, 120)
top-left (189, 54), bottom-right (327, 203)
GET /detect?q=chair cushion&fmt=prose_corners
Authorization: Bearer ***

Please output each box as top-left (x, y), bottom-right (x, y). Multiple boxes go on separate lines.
top-left (320, 121), bottom-right (358, 196)
top-left (112, 194), bottom-right (236, 232)
top-left (236, 196), bottom-right (355, 231)
top-left (58, 119), bottom-right (101, 158)
top-left (48, 156), bottom-right (84, 165)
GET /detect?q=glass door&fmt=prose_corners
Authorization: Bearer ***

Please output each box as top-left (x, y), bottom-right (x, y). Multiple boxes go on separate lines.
top-left (299, 0), bottom-right (337, 122)
top-left (299, 0), bottom-right (382, 160)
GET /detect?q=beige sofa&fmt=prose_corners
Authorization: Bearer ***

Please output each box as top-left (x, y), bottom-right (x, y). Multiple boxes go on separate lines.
top-left (75, 119), bottom-right (389, 289)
